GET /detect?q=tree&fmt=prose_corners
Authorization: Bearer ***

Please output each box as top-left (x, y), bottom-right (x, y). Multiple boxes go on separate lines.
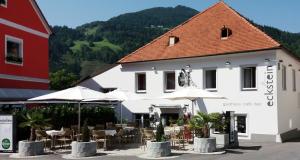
top-left (188, 112), bottom-right (221, 138)
top-left (50, 69), bottom-right (77, 90)
top-left (19, 112), bottom-right (51, 141)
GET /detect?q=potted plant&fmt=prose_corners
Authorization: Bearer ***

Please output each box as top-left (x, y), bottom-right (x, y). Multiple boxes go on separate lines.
top-left (176, 117), bottom-right (185, 126)
top-left (18, 111), bottom-right (51, 156)
top-left (210, 112), bottom-right (229, 148)
top-left (189, 112), bottom-right (218, 153)
top-left (71, 119), bottom-right (97, 158)
top-left (146, 120), bottom-right (171, 158)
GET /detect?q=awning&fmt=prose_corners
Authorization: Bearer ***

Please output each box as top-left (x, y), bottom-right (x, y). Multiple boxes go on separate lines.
top-left (153, 104), bottom-right (182, 109)
top-left (0, 88), bottom-right (54, 101)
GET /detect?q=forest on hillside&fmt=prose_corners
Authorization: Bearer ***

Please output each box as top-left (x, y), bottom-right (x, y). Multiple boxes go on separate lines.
top-left (49, 5), bottom-right (300, 90)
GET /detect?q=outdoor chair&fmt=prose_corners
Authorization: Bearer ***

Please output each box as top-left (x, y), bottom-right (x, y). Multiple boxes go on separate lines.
top-left (170, 130), bottom-right (185, 150)
top-left (141, 129), bottom-right (154, 150)
top-left (126, 122), bottom-right (135, 127)
top-left (115, 129), bottom-right (128, 145)
top-left (123, 129), bottom-right (137, 144)
top-left (106, 122), bottom-right (115, 129)
top-left (35, 129), bottom-right (51, 150)
top-left (57, 128), bottom-right (73, 149)
top-left (92, 130), bottom-right (110, 150)
top-left (95, 124), bottom-right (105, 130)
top-left (183, 126), bottom-right (192, 143)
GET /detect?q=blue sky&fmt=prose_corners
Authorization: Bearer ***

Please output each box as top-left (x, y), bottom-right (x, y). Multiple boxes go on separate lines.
top-left (36, 0), bottom-right (300, 33)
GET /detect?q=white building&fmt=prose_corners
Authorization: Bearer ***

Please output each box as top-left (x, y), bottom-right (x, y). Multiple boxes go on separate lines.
top-left (79, 2), bottom-right (300, 142)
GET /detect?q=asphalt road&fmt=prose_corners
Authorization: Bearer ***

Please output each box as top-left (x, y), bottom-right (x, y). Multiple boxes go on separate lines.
top-left (1, 140), bottom-right (300, 160)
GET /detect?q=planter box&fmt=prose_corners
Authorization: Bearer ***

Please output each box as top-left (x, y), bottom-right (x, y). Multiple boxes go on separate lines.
top-left (71, 141), bottom-right (97, 158)
top-left (146, 141), bottom-right (171, 158)
top-left (211, 133), bottom-right (229, 148)
top-left (18, 141), bottom-right (44, 156)
top-left (193, 137), bottom-right (216, 153)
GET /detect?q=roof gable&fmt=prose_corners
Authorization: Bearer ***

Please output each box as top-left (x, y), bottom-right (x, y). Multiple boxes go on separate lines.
top-left (0, 0), bottom-right (51, 35)
top-left (119, 2), bottom-right (280, 63)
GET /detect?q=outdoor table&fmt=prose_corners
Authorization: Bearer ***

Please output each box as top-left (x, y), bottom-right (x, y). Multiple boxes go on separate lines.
top-left (123, 126), bottom-right (135, 132)
top-left (102, 130), bottom-right (117, 136)
top-left (46, 130), bottom-right (65, 149)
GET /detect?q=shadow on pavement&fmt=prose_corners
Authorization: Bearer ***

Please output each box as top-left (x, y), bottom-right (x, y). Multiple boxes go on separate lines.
top-left (238, 146), bottom-right (262, 150)
top-left (225, 150), bottom-right (244, 154)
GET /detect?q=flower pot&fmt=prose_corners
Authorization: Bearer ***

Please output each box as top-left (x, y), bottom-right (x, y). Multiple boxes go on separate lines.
top-left (71, 141), bottom-right (97, 158)
top-left (193, 137), bottom-right (216, 153)
top-left (146, 141), bottom-right (171, 158)
top-left (211, 133), bottom-right (229, 148)
top-left (18, 141), bottom-right (44, 156)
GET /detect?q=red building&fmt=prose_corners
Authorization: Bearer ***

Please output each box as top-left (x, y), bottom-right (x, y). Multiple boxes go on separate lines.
top-left (0, 0), bottom-right (52, 101)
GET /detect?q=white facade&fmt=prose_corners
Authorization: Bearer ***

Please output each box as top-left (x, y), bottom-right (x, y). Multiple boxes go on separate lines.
top-left (80, 49), bottom-right (300, 142)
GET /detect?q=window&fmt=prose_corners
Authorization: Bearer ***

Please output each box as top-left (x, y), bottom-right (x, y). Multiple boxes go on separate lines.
top-left (293, 69), bottom-right (296, 92)
top-left (282, 65), bottom-right (287, 90)
top-left (5, 35), bottom-right (23, 65)
top-left (136, 73), bottom-right (146, 93)
top-left (221, 26), bottom-right (232, 39)
top-left (204, 69), bottom-right (217, 90)
top-left (235, 115), bottom-right (247, 135)
top-left (0, 0), bottom-right (7, 7)
top-left (242, 67), bottom-right (256, 90)
top-left (169, 36), bottom-right (179, 46)
top-left (164, 72), bottom-right (175, 92)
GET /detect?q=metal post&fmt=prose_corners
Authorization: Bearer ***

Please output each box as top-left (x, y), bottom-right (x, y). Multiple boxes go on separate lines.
top-left (120, 102), bottom-right (123, 125)
top-left (77, 102), bottom-right (81, 141)
top-left (192, 100), bottom-right (194, 116)
top-left (141, 115), bottom-right (144, 128)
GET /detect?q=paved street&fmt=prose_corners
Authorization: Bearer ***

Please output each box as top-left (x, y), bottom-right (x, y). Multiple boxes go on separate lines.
top-left (1, 140), bottom-right (300, 160)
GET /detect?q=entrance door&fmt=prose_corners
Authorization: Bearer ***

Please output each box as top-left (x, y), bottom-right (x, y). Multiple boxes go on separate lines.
top-left (160, 113), bottom-right (179, 126)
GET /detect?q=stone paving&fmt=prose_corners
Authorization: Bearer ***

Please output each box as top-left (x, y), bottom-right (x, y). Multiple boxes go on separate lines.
top-left (1, 140), bottom-right (300, 160)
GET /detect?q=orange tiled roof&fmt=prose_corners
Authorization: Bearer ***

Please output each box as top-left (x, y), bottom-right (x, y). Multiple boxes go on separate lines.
top-left (119, 1), bottom-right (281, 63)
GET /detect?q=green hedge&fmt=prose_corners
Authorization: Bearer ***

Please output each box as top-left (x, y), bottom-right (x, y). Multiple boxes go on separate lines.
top-left (0, 104), bottom-right (116, 141)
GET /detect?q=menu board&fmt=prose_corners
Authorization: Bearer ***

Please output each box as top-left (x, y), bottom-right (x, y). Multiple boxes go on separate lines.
top-left (0, 115), bottom-right (15, 152)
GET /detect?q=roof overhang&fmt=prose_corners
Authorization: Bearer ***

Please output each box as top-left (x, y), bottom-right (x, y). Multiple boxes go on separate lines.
top-left (118, 47), bottom-right (282, 64)
top-left (0, 88), bottom-right (54, 101)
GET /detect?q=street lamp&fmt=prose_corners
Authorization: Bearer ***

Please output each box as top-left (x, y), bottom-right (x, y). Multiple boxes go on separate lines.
top-left (149, 105), bottom-right (154, 113)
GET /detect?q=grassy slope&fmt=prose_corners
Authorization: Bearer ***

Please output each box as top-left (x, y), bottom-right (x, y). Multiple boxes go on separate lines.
top-left (70, 39), bottom-right (122, 53)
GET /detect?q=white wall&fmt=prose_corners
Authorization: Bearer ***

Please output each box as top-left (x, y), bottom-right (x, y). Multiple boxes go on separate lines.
top-left (276, 49), bottom-right (300, 134)
top-left (81, 50), bottom-right (283, 138)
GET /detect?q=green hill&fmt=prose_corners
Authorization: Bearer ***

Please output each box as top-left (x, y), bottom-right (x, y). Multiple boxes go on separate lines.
top-left (49, 5), bottom-right (300, 90)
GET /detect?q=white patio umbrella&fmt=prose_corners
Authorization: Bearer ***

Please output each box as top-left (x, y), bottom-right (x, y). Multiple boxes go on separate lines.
top-left (161, 86), bottom-right (225, 115)
top-left (85, 89), bottom-right (146, 124)
top-left (28, 86), bottom-right (107, 140)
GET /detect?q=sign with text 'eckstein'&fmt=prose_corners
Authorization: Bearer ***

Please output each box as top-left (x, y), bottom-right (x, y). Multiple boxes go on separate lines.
top-left (0, 115), bottom-right (16, 152)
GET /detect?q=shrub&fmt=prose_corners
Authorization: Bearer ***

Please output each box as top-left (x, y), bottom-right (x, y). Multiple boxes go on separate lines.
top-left (19, 111), bottom-right (51, 141)
top-left (176, 117), bottom-right (185, 126)
top-left (82, 119), bottom-right (90, 142)
top-left (188, 112), bottom-right (223, 138)
top-left (155, 120), bottom-right (165, 142)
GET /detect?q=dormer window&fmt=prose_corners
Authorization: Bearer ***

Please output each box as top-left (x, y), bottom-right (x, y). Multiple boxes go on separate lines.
top-left (221, 26), bottom-right (232, 39)
top-left (0, 0), bottom-right (7, 7)
top-left (169, 36), bottom-right (179, 46)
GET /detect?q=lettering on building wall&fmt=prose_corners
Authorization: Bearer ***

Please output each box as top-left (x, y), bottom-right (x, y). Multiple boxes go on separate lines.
top-left (265, 66), bottom-right (274, 106)
top-left (223, 102), bottom-right (262, 107)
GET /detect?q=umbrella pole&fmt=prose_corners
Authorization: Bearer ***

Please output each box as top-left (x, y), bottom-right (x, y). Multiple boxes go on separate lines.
top-left (120, 102), bottom-right (123, 125)
top-left (192, 100), bottom-right (194, 117)
top-left (77, 102), bottom-right (81, 141)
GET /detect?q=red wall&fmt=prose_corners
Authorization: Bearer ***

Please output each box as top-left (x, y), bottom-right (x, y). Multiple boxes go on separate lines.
top-left (0, 24), bottom-right (49, 89)
top-left (0, 0), bottom-right (49, 34)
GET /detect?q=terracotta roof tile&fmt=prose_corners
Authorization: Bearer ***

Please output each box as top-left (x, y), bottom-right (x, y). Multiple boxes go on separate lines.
top-left (119, 1), bottom-right (281, 63)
